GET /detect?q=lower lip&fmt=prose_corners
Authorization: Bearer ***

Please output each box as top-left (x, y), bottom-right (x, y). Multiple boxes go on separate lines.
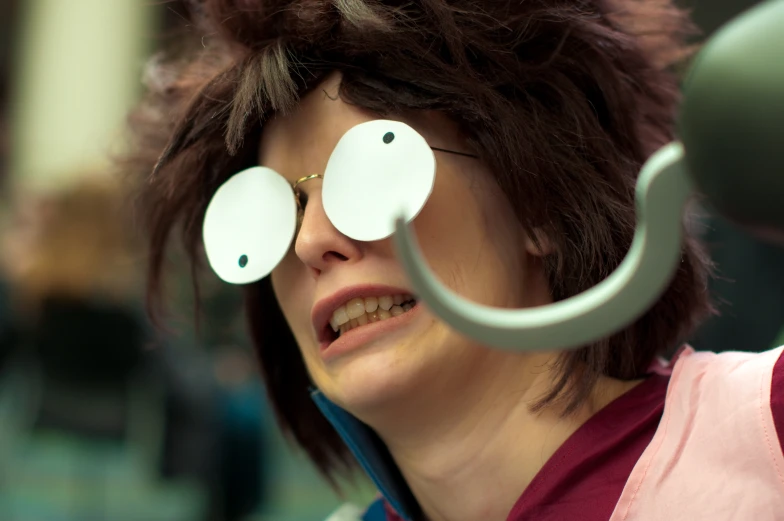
top-left (319, 303), bottom-right (422, 360)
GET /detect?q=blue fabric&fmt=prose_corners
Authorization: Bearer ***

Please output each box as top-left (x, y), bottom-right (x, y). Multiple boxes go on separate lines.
top-left (310, 389), bottom-right (420, 521)
top-left (362, 498), bottom-right (388, 521)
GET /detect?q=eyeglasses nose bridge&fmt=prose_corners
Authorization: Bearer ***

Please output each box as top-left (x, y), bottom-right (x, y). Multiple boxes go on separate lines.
top-left (293, 173), bottom-right (323, 193)
top-left (292, 174), bottom-right (323, 221)
top-left (293, 173), bottom-right (323, 209)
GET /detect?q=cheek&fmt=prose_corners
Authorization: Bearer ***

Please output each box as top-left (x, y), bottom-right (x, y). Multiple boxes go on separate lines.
top-left (270, 250), bottom-right (309, 331)
top-left (413, 167), bottom-right (526, 306)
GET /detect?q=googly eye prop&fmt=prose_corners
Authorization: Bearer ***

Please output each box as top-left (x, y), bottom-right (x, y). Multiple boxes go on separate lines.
top-left (202, 119), bottom-right (477, 284)
top-left (392, 0), bottom-right (784, 352)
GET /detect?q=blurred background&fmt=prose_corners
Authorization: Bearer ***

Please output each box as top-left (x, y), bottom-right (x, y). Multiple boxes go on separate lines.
top-left (0, 1), bottom-right (781, 521)
top-left (0, 2), bottom-right (377, 520)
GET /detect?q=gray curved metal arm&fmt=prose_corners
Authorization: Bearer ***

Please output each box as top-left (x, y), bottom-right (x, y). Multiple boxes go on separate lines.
top-left (393, 0), bottom-right (784, 352)
top-left (393, 142), bottom-right (691, 351)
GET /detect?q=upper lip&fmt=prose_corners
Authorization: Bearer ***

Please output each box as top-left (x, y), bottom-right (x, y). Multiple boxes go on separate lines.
top-left (311, 284), bottom-right (415, 344)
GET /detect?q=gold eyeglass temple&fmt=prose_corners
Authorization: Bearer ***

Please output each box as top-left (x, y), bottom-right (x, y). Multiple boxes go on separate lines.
top-left (291, 147), bottom-right (477, 192)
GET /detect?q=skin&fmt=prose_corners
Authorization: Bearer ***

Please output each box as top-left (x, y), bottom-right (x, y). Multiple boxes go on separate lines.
top-left (263, 73), bottom-right (640, 521)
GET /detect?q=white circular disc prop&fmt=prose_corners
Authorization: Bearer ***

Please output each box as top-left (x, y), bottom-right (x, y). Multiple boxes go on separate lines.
top-left (322, 120), bottom-right (436, 242)
top-left (203, 166), bottom-right (297, 284)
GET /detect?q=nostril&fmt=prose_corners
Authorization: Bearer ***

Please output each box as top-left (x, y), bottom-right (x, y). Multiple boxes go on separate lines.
top-left (323, 251), bottom-right (349, 262)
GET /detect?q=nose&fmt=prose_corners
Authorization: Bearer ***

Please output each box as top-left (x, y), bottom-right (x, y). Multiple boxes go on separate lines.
top-left (293, 183), bottom-right (363, 277)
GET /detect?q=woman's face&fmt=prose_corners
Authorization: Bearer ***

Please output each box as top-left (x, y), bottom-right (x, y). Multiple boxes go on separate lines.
top-left (263, 74), bottom-right (551, 419)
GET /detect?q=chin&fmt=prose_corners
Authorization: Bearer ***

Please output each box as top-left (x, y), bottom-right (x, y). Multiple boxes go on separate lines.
top-left (315, 342), bottom-right (423, 416)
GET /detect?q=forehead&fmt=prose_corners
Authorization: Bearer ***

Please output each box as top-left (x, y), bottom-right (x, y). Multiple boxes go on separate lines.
top-left (257, 82), bottom-right (370, 180)
top-left (256, 74), bottom-right (464, 182)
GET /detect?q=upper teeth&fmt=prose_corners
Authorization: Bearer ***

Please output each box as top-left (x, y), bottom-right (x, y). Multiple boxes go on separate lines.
top-left (329, 294), bottom-right (415, 333)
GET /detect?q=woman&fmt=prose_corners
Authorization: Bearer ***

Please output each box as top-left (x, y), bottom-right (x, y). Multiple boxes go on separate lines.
top-left (128, 1), bottom-right (784, 520)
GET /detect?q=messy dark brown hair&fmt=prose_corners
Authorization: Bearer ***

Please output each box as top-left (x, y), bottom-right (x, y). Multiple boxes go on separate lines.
top-left (127, 0), bottom-right (713, 486)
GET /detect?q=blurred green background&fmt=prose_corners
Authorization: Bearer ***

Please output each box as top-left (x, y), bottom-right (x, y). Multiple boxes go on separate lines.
top-left (0, 2), bottom-right (377, 520)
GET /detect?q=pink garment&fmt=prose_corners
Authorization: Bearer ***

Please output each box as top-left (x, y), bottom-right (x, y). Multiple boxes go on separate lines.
top-left (610, 346), bottom-right (784, 520)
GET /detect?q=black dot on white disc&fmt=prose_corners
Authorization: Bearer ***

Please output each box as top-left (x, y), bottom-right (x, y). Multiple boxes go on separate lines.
top-left (383, 132), bottom-right (395, 144)
top-left (238, 254), bottom-right (248, 268)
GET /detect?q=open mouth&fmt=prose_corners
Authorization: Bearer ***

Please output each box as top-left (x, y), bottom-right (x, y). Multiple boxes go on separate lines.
top-left (325, 294), bottom-right (418, 343)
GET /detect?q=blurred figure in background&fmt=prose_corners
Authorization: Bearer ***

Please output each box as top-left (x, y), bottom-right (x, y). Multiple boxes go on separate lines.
top-left (0, 271), bottom-right (12, 373)
top-left (0, 175), bottom-right (266, 521)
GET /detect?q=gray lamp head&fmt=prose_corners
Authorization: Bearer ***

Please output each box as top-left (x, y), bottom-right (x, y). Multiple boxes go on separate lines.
top-left (680, 0), bottom-right (784, 243)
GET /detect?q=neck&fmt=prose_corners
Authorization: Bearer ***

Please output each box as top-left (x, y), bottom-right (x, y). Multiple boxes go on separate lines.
top-left (363, 352), bottom-right (638, 521)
